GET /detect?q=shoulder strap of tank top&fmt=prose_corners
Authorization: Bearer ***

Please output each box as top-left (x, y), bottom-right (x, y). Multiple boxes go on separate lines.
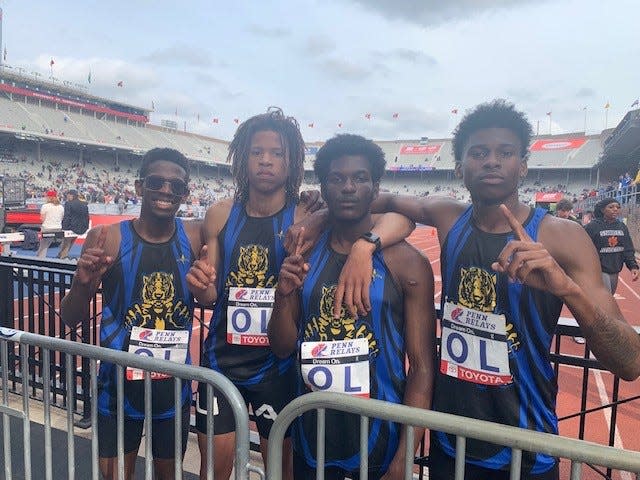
top-left (443, 205), bottom-right (474, 293)
top-left (222, 202), bottom-right (246, 277)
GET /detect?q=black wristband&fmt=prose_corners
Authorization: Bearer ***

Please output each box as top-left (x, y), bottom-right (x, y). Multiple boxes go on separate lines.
top-left (359, 232), bottom-right (381, 251)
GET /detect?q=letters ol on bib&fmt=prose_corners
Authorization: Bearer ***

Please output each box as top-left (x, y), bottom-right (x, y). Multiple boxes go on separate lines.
top-left (126, 327), bottom-right (189, 380)
top-left (226, 287), bottom-right (275, 346)
top-left (440, 303), bottom-right (513, 386)
top-left (300, 338), bottom-right (370, 397)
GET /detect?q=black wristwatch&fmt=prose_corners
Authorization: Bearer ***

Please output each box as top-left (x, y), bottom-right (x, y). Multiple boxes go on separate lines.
top-left (359, 232), bottom-right (381, 251)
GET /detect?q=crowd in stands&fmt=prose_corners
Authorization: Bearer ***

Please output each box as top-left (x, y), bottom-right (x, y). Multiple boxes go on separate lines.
top-left (0, 147), bottom-right (613, 214)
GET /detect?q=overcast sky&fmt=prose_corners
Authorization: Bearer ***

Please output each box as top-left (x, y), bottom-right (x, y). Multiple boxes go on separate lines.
top-left (2, 0), bottom-right (638, 142)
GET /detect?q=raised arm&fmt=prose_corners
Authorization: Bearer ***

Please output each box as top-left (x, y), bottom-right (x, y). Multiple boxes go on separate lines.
top-left (383, 245), bottom-right (436, 479)
top-left (61, 225), bottom-right (114, 328)
top-left (493, 206), bottom-right (640, 380)
top-left (186, 200), bottom-right (230, 305)
top-left (268, 229), bottom-right (308, 358)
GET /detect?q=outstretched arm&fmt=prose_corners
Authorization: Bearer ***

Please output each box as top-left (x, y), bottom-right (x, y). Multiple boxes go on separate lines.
top-left (493, 205), bottom-right (640, 381)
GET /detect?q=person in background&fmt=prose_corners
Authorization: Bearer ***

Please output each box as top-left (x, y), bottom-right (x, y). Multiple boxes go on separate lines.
top-left (554, 198), bottom-right (579, 223)
top-left (584, 197), bottom-right (639, 294)
top-left (58, 189), bottom-right (90, 259)
top-left (37, 189), bottom-right (64, 258)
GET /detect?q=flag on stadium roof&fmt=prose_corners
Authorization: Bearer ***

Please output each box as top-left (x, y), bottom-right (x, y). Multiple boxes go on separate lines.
top-left (3, 47), bottom-right (6, 62)
top-left (233, 118), bottom-right (239, 124)
top-left (151, 100), bottom-right (155, 110)
top-left (338, 122), bottom-right (343, 128)
top-left (451, 108), bottom-right (458, 114)
top-left (87, 71), bottom-right (91, 84)
top-left (212, 118), bottom-right (219, 124)
top-left (631, 99), bottom-right (639, 108)
top-left (117, 80), bottom-right (124, 87)
top-left (49, 58), bottom-right (55, 66)
top-left (365, 113), bottom-right (371, 119)
top-left (546, 111), bottom-right (552, 116)
top-left (308, 122), bottom-right (314, 128)
top-left (604, 102), bottom-right (610, 109)
top-left (392, 113), bottom-right (399, 119)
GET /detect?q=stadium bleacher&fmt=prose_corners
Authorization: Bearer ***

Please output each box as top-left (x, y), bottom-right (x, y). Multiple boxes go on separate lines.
top-left (0, 72), bottom-right (613, 211)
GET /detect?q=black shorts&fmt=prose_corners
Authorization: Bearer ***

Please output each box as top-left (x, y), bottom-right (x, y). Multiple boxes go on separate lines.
top-left (428, 439), bottom-right (559, 480)
top-left (293, 450), bottom-right (386, 480)
top-left (195, 368), bottom-right (296, 438)
top-left (97, 402), bottom-right (190, 459)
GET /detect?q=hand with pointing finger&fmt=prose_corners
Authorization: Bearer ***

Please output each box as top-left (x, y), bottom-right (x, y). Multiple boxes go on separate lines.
top-left (491, 204), bottom-right (577, 297)
top-left (186, 244), bottom-right (218, 304)
top-left (277, 227), bottom-right (309, 297)
top-left (75, 225), bottom-right (113, 293)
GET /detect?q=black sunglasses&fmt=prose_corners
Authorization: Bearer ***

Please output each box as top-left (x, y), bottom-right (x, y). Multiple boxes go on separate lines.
top-left (142, 175), bottom-right (189, 196)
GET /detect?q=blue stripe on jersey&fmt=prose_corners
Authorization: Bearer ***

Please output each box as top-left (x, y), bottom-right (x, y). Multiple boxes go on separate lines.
top-left (296, 233), bottom-right (402, 472)
top-left (205, 203), bottom-right (296, 385)
top-left (444, 205), bottom-right (473, 303)
top-left (97, 220), bottom-right (195, 419)
top-left (438, 207), bottom-right (557, 472)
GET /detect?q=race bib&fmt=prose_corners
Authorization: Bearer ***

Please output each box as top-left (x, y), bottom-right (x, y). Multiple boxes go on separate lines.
top-left (440, 302), bottom-right (513, 386)
top-left (300, 338), bottom-right (370, 397)
top-left (226, 287), bottom-right (275, 346)
top-left (126, 327), bottom-right (189, 380)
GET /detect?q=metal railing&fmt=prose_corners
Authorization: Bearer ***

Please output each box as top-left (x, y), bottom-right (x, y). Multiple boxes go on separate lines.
top-left (0, 327), bottom-right (261, 480)
top-left (267, 391), bottom-right (640, 480)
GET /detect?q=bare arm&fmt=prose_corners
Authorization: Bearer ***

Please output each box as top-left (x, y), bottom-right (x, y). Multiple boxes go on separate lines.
top-left (332, 212), bottom-right (415, 318)
top-left (268, 230), bottom-right (308, 358)
top-left (371, 192), bottom-right (464, 228)
top-left (60, 225), bottom-right (114, 328)
top-left (383, 245), bottom-right (436, 479)
top-left (493, 207), bottom-right (640, 381)
top-left (186, 200), bottom-right (231, 305)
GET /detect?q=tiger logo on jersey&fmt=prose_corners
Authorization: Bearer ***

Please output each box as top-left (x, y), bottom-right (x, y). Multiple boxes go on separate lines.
top-left (458, 266), bottom-right (497, 313)
top-left (304, 285), bottom-right (378, 356)
top-left (608, 236), bottom-right (618, 248)
top-left (125, 272), bottom-right (190, 330)
top-left (227, 244), bottom-right (276, 288)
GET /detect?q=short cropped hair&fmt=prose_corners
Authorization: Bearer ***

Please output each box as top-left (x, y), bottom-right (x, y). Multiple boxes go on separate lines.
top-left (556, 199), bottom-right (573, 211)
top-left (314, 134), bottom-right (386, 184)
top-left (452, 99), bottom-right (533, 164)
top-left (139, 148), bottom-right (190, 180)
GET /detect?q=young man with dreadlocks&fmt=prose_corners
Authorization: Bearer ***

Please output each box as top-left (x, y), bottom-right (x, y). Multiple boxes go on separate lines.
top-left (186, 107), bottom-right (412, 479)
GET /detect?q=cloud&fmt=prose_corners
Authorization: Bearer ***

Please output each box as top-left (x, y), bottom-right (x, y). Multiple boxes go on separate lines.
top-left (246, 24), bottom-right (290, 38)
top-left (345, 0), bottom-right (544, 26)
top-left (575, 87), bottom-right (596, 98)
top-left (140, 45), bottom-right (212, 68)
top-left (372, 48), bottom-right (437, 66)
top-left (321, 58), bottom-right (373, 80)
top-left (303, 35), bottom-right (336, 56)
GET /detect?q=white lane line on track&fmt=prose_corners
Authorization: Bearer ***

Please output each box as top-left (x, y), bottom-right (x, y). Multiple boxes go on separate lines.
top-left (619, 277), bottom-right (640, 302)
top-left (592, 370), bottom-right (632, 480)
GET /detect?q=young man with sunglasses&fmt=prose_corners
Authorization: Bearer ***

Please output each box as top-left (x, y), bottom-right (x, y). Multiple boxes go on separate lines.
top-left (62, 147), bottom-right (202, 480)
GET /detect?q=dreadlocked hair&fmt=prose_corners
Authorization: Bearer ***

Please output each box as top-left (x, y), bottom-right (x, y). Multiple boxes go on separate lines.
top-left (227, 106), bottom-right (305, 204)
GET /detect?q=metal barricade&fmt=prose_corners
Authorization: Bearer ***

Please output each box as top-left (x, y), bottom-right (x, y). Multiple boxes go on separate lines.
top-left (0, 327), bottom-right (264, 480)
top-left (267, 391), bottom-right (640, 480)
